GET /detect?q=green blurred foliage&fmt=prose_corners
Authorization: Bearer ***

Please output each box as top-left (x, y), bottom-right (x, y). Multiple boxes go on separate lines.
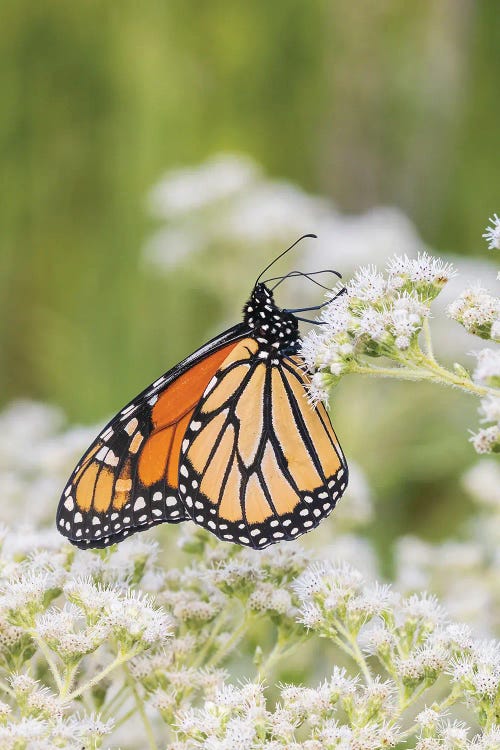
top-left (0, 1), bottom-right (498, 551)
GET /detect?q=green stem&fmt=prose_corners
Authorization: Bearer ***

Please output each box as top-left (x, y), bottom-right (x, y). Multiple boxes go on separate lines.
top-left (60, 663), bottom-right (78, 699)
top-left (123, 662), bottom-right (158, 750)
top-left (102, 683), bottom-right (130, 721)
top-left (351, 362), bottom-right (438, 383)
top-left (206, 614), bottom-right (252, 668)
top-left (400, 680), bottom-right (430, 713)
top-left (350, 358), bottom-right (494, 398)
top-left (257, 633), bottom-right (305, 683)
top-left (333, 620), bottom-right (373, 685)
top-left (62, 650), bottom-right (137, 703)
top-left (421, 318), bottom-right (436, 363)
top-left (191, 606), bottom-right (231, 669)
top-left (418, 356), bottom-right (491, 397)
top-left (113, 706), bottom-right (137, 730)
top-left (30, 632), bottom-right (63, 693)
top-left (398, 684), bottom-right (463, 739)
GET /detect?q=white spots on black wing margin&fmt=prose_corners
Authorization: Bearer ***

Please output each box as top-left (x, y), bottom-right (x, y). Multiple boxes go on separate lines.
top-left (175, 449), bottom-right (348, 550)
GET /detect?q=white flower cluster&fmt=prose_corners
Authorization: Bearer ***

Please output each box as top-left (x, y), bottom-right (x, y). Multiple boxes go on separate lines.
top-left (483, 214), bottom-right (500, 251)
top-left (301, 253), bottom-right (456, 403)
top-left (144, 154), bottom-right (329, 276)
top-left (173, 677), bottom-right (404, 750)
top-left (0, 529), bottom-right (175, 748)
top-left (0, 712), bottom-right (113, 750)
top-left (0, 455), bottom-right (497, 747)
top-left (469, 347), bottom-right (500, 454)
top-left (447, 284), bottom-right (500, 341)
top-left (396, 458), bottom-right (500, 638)
top-left (0, 506), bottom-right (327, 748)
top-left (301, 243), bottom-right (500, 455)
top-left (168, 558), bottom-right (500, 748)
top-left (461, 217), bottom-right (500, 453)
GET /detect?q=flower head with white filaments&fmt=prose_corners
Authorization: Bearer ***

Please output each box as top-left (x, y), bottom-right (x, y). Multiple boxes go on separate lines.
top-left (483, 214), bottom-right (500, 251)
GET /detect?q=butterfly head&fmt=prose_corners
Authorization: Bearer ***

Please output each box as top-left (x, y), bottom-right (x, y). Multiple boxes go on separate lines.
top-left (244, 283), bottom-right (300, 354)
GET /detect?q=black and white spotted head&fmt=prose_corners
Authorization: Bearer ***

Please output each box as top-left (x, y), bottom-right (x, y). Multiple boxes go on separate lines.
top-left (243, 283), bottom-right (300, 356)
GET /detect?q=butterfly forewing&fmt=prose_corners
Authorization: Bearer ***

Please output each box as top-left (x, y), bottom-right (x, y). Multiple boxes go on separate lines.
top-left (178, 340), bottom-right (348, 548)
top-left (57, 325), bottom-right (247, 548)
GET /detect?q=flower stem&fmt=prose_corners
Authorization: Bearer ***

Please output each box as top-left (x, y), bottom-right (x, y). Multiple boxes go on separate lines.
top-left (421, 318), bottom-right (437, 363)
top-left (30, 632), bottom-right (63, 693)
top-left (102, 683), bottom-right (130, 721)
top-left (398, 684), bottom-right (463, 739)
top-left (206, 614), bottom-right (252, 668)
top-left (350, 363), bottom-right (434, 383)
top-left (60, 663), bottom-right (77, 698)
top-left (123, 662), bottom-right (158, 750)
top-left (113, 706), bottom-right (137, 730)
top-left (257, 632), bottom-right (306, 682)
top-left (333, 619), bottom-right (373, 684)
top-left (350, 358), bottom-right (494, 399)
top-left (61, 649), bottom-right (138, 703)
top-left (416, 355), bottom-right (492, 397)
top-left (191, 605), bottom-right (231, 669)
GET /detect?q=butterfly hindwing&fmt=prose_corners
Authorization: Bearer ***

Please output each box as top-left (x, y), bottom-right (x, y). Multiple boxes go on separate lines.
top-left (57, 324), bottom-right (247, 548)
top-left (178, 340), bottom-right (348, 548)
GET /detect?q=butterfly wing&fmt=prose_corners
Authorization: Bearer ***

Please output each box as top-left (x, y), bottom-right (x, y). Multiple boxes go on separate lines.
top-left (57, 324), bottom-right (248, 548)
top-left (178, 339), bottom-right (348, 548)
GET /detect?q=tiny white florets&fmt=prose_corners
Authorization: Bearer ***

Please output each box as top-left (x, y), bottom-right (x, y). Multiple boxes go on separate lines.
top-left (448, 283), bottom-right (500, 338)
top-left (479, 394), bottom-right (500, 424)
top-left (357, 308), bottom-right (388, 342)
top-left (483, 213), bottom-right (500, 250)
top-left (401, 592), bottom-right (446, 627)
top-left (348, 265), bottom-right (388, 302)
top-left (306, 371), bottom-right (331, 406)
top-left (300, 237), bottom-right (500, 456)
top-left (473, 348), bottom-right (500, 387)
top-left (300, 251), bottom-right (461, 407)
top-left (470, 425), bottom-right (500, 454)
top-left (387, 251), bottom-right (456, 287)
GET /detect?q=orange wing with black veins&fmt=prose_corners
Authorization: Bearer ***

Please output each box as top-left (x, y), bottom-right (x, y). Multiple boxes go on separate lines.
top-left (57, 327), bottom-right (246, 548)
top-left (178, 340), bottom-right (348, 549)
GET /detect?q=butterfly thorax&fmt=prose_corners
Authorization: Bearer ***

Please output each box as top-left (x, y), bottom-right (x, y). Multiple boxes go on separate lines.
top-left (243, 283), bottom-right (300, 360)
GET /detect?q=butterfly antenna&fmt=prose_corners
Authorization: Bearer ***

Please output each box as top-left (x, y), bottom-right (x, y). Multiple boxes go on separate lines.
top-left (255, 234), bottom-right (317, 285)
top-left (285, 285), bottom-right (347, 315)
top-left (266, 269), bottom-right (342, 292)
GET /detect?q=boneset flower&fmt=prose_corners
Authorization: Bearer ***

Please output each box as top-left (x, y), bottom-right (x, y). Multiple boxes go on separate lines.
top-left (300, 242), bottom-right (500, 456)
top-left (103, 590), bottom-right (173, 648)
top-left (448, 284), bottom-right (500, 340)
top-left (483, 214), bottom-right (500, 250)
top-left (470, 425), bottom-right (500, 454)
top-left (35, 605), bottom-right (110, 662)
top-left (473, 349), bottom-right (500, 388)
top-left (300, 253), bottom-right (453, 403)
top-left (0, 569), bottom-right (63, 627)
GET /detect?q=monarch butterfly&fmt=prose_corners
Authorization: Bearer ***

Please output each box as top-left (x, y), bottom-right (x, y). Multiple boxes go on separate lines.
top-left (57, 236), bottom-right (348, 550)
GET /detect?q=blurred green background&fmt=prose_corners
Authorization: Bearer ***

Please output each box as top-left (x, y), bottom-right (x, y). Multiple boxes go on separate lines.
top-left (0, 1), bottom-right (498, 557)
